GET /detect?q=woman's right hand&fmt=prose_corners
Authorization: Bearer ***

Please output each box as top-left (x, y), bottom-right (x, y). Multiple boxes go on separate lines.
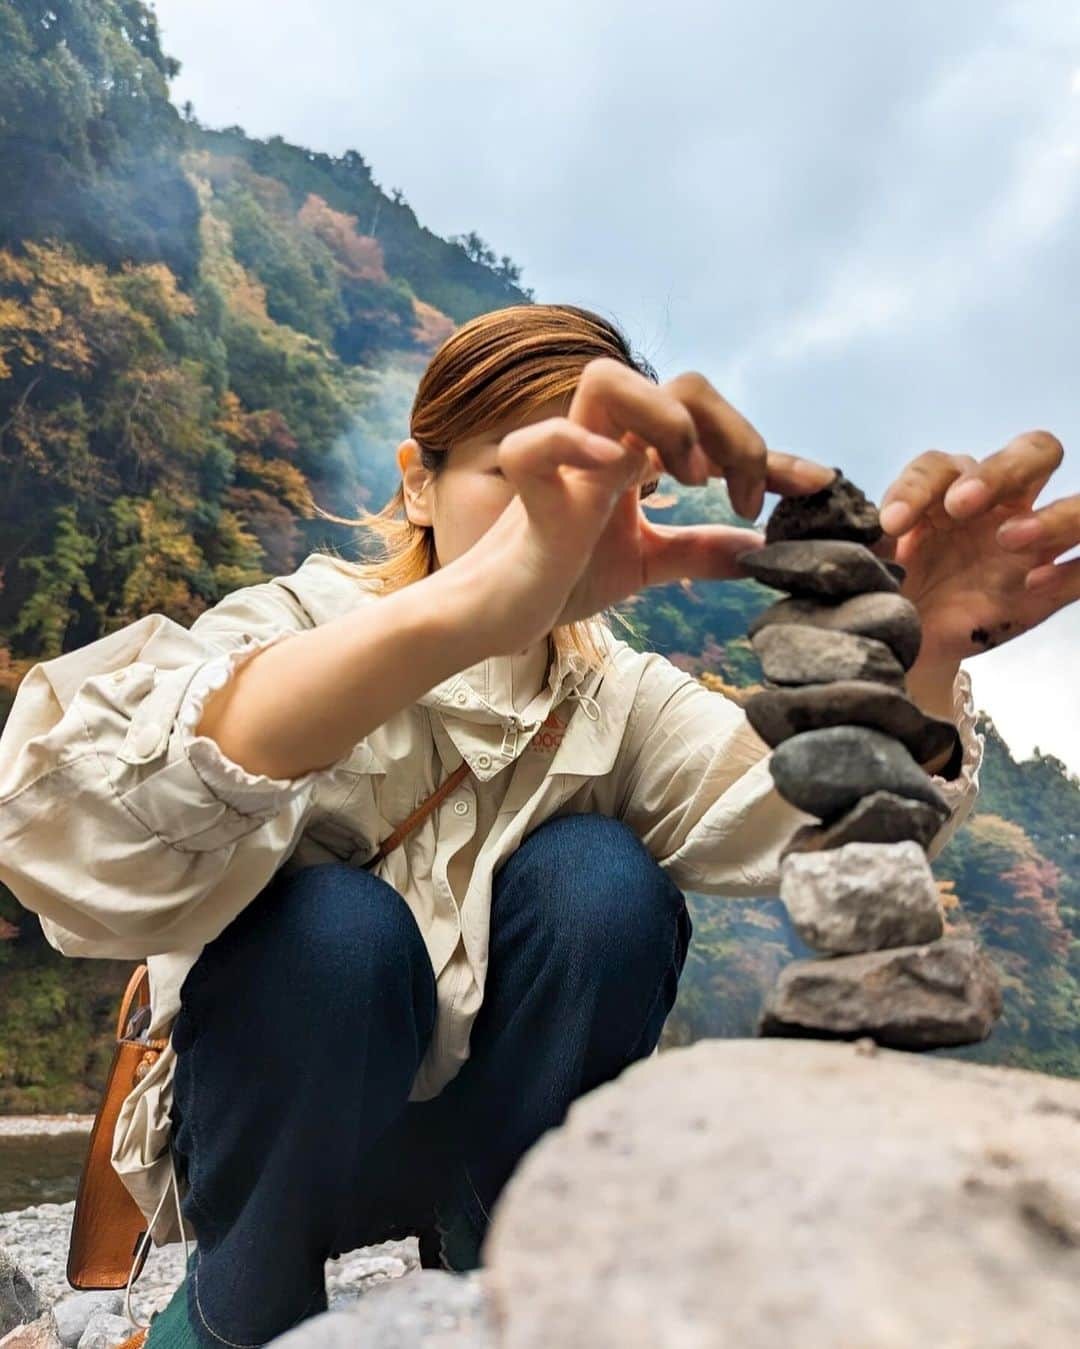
top-left (454, 358), bottom-right (836, 655)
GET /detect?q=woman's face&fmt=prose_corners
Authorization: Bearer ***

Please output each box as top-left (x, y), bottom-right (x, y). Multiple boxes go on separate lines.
top-left (398, 396), bottom-right (570, 570)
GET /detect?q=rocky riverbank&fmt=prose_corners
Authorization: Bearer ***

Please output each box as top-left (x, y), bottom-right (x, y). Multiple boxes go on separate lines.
top-left (0, 1200), bottom-right (427, 1347)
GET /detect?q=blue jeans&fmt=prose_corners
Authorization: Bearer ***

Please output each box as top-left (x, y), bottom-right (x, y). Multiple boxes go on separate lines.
top-left (168, 811), bottom-right (692, 1347)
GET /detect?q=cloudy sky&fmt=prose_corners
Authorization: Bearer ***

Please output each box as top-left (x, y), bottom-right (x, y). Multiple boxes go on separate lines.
top-left (154, 0), bottom-right (1080, 775)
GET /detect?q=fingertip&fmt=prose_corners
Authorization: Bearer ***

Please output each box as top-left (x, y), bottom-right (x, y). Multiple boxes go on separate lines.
top-left (880, 501), bottom-right (912, 535)
top-left (944, 477), bottom-right (991, 518)
top-left (1025, 563), bottom-right (1057, 590)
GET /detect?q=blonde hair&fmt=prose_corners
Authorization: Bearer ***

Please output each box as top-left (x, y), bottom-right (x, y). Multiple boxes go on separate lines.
top-left (313, 303), bottom-right (661, 672)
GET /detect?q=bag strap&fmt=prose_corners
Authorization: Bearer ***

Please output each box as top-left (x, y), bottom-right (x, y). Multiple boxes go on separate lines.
top-left (361, 758), bottom-right (475, 871)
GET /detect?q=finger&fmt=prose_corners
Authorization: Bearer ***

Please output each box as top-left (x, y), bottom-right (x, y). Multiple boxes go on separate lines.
top-left (762, 450), bottom-right (837, 498)
top-left (878, 451), bottom-right (976, 535)
top-left (942, 430), bottom-right (1065, 520)
top-left (640, 521), bottom-right (767, 589)
top-left (663, 371), bottom-right (771, 519)
top-left (1024, 553), bottom-right (1080, 604)
top-left (569, 358), bottom-right (702, 486)
top-left (498, 418), bottom-right (637, 533)
top-left (995, 492), bottom-right (1080, 557)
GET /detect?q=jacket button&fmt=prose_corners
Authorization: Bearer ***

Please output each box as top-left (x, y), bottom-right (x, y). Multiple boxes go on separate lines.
top-left (476, 754), bottom-right (491, 769)
top-left (132, 722), bottom-right (162, 757)
top-left (111, 669), bottom-right (127, 684)
top-left (453, 800), bottom-right (469, 815)
top-left (455, 691), bottom-right (468, 705)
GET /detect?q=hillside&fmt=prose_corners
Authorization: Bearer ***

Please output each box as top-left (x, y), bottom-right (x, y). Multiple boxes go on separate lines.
top-left (1, 0), bottom-right (1078, 1111)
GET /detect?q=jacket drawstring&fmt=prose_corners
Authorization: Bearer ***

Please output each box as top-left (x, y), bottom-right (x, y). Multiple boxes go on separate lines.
top-left (566, 686), bottom-right (601, 722)
top-left (124, 1140), bottom-right (191, 1332)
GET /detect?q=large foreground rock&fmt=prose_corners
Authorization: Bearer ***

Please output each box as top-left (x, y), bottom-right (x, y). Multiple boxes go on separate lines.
top-left (268, 1271), bottom-right (495, 1348)
top-left (482, 1039), bottom-right (1080, 1348)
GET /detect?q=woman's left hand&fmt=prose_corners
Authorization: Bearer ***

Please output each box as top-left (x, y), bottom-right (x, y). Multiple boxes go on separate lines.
top-left (875, 430), bottom-right (1078, 667)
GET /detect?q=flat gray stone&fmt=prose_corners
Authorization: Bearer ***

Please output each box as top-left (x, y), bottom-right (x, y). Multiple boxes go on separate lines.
top-left (752, 624), bottom-right (906, 687)
top-left (737, 539), bottom-right (901, 599)
top-left (74, 1313), bottom-right (134, 1349)
top-left (483, 1039), bottom-right (1080, 1349)
top-left (52, 1295), bottom-right (122, 1349)
top-left (779, 840), bottom-right (945, 953)
top-left (748, 591), bottom-right (922, 669)
top-left (769, 724), bottom-right (950, 820)
top-left (765, 467), bottom-right (884, 546)
top-left (745, 679), bottom-right (959, 765)
top-left (758, 936), bottom-right (1003, 1048)
top-left (780, 790), bottom-right (949, 858)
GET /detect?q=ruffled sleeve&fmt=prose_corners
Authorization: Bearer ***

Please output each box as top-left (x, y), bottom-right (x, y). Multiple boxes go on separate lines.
top-left (176, 629), bottom-right (329, 816)
top-left (0, 578), bottom-right (364, 958)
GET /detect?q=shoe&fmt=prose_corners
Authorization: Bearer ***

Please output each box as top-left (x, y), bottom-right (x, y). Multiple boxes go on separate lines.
top-left (115, 1332), bottom-right (148, 1349)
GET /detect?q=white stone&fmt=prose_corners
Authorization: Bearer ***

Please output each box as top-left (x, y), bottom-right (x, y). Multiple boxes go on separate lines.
top-left (779, 839), bottom-right (944, 953)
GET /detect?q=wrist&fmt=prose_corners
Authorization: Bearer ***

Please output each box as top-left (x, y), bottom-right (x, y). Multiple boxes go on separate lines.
top-left (906, 658), bottom-right (960, 722)
top-left (906, 658), bottom-right (962, 776)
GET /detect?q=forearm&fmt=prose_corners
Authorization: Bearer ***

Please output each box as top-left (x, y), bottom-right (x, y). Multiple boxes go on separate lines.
top-left (195, 562), bottom-right (493, 780)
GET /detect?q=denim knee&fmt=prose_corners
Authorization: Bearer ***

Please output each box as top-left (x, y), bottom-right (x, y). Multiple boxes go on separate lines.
top-left (175, 861), bottom-right (437, 1050)
top-left (494, 812), bottom-right (688, 966)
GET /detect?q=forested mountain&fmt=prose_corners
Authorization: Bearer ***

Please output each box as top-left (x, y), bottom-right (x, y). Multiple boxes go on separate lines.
top-left (1, 0), bottom-right (1077, 1111)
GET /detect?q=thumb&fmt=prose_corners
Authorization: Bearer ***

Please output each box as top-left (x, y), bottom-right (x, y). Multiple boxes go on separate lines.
top-left (641, 523), bottom-right (767, 588)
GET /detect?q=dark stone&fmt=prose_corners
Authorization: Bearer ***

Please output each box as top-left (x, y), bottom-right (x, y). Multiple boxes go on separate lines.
top-left (765, 467), bottom-right (883, 547)
top-left (780, 791), bottom-right (949, 859)
top-left (756, 937), bottom-right (1003, 1049)
top-left (751, 625), bottom-right (906, 688)
top-left (737, 540), bottom-right (901, 599)
top-left (744, 680), bottom-right (959, 765)
top-left (769, 724), bottom-right (950, 820)
top-left (748, 592), bottom-right (922, 669)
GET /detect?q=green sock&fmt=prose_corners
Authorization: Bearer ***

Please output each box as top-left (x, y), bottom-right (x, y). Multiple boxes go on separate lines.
top-left (145, 1249), bottom-right (199, 1349)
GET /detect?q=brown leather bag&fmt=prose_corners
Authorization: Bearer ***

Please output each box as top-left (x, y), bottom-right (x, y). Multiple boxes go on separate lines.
top-left (66, 757), bottom-right (475, 1290)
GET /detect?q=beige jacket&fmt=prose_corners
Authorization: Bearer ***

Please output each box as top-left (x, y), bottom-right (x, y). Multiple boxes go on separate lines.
top-left (0, 551), bottom-right (984, 1247)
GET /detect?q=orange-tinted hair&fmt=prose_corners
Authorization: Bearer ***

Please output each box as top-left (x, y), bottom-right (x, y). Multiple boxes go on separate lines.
top-left (313, 303), bottom-right (660, 672)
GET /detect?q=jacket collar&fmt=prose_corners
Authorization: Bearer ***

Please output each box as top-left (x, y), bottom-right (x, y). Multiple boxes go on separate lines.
top-left (418, 637), bottom-right (633, 780)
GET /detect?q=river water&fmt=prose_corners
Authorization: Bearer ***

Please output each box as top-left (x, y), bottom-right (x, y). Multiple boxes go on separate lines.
top-left (0, 1132), bottom-right (90, 1212)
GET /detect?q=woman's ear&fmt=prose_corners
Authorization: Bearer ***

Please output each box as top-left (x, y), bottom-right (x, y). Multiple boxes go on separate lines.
top-left (398, 438), bottom-right (434, 527)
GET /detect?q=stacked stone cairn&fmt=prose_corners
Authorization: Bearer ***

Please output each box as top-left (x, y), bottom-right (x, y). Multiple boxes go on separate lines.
top-left (735, 470), bottom-right (1002, 1050)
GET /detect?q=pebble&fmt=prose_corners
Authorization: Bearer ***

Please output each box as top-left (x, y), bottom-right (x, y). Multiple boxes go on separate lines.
top-left (751, 625), bottom-right (906, 688)
top-left (769, 724), bottom-right (951, 821)
top-left (747, 592), bottom-right (922, 669)
top-left (737, 540), bottom-right (901, 599)
top-left (780, 790), bottom-right (949, 858)
top-left (764, 468), bottom-right (883, 547)
top-left (779, 840), bottom-right (945, 953)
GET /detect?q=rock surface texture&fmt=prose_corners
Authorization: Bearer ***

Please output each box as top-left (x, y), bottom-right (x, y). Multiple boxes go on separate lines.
top-left (779, 840), bottom-right (945, 952)
top-left (481, 1039), bottom-right (1080, 1349)
top-left (740, 468), bottom-right (996, 1048)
